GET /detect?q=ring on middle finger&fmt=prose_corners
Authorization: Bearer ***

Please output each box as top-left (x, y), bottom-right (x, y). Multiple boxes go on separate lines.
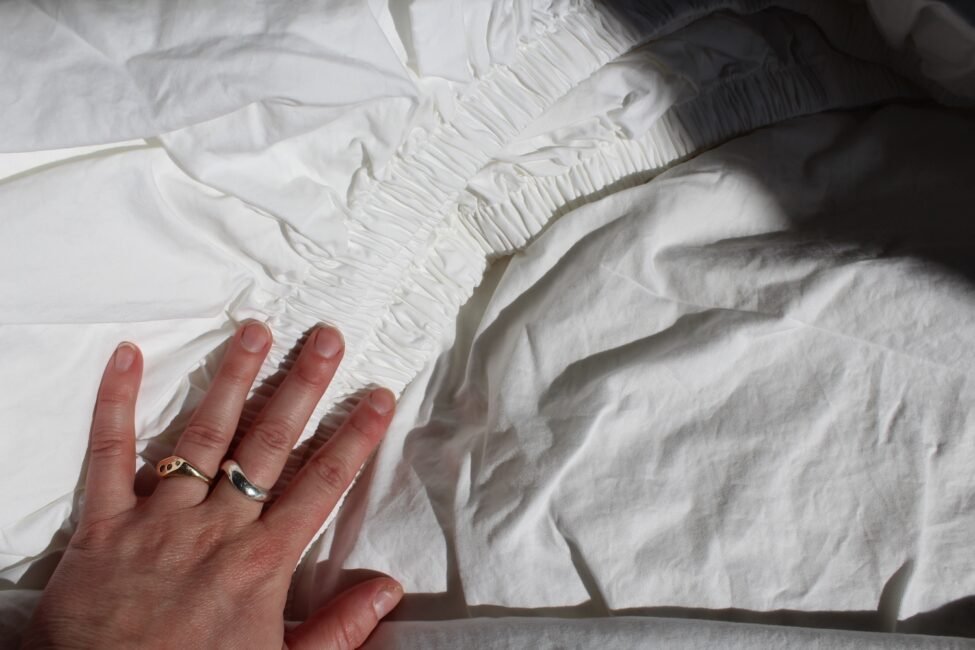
top-left (219, 459), bottom-right (270, 502)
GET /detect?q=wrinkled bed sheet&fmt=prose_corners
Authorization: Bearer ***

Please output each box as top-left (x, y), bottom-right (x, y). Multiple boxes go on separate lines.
top-left (305, 104), bottom-right (975, 628)
top-left (1, 0), bottom-right (974, 646)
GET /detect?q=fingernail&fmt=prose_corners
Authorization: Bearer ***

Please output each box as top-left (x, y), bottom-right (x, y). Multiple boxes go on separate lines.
top-left (114, 342), bottom-right (136, 371)
top-left (372, 584), bottom-right (403, 619)
top-left (314, 326), bottom-right (343, 359)
top-left (367, 388), bottom-right (395, 415)
top-left (240, 321), bottom-right (269, 353)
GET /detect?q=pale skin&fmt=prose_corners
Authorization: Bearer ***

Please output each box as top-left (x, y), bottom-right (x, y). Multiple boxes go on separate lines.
top-left (21, 321), bottom-right (402, 649)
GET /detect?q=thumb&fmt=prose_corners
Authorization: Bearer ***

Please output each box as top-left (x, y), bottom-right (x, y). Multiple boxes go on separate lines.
top-left (284, 578), bottom-right (403, 650)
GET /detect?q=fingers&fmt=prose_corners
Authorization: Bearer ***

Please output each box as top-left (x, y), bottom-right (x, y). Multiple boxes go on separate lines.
top-left (264, 388), bottom-right (394, 554)
top-left (84, 342), bottom-right (142, 523)
top-left (153, 321), bottom-right (271, 507)
top-left (283, 578), bottom-right (402, 650)
top-left (210, 326), bottom-right (343, 515)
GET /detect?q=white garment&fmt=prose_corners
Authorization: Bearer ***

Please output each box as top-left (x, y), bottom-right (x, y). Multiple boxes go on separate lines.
top-left (0, 0), bottom-right (973, 644)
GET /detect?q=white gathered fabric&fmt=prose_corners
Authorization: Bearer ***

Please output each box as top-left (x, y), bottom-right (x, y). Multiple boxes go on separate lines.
top-left (0, 0), bottom-right (973, 643)
top-left (313, 103), bottom-right (975, 629)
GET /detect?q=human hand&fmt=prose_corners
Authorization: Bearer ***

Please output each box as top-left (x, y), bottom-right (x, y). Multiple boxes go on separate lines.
top-left (21, 321), bottom-right (402, 649)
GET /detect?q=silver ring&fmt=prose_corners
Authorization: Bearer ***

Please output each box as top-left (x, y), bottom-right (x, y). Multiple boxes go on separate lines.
top-left (220, 460), bottom-right (270, 502)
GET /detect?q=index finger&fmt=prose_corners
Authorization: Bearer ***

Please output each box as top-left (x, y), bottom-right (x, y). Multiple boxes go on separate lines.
top-left (84, 342), bottom-right (142, 523)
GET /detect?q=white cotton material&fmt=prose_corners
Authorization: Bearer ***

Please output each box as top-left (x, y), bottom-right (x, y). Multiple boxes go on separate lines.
top-left (0, 0), bottom-right (973, 644)
top-left (868, 0), bottom-right (975, 98)
top-left (297, 105), bottom-right (975, 623)
top-left (360, 618), bottom-right (974, 650)
top-left (0, 0), bottom-right (418, 152)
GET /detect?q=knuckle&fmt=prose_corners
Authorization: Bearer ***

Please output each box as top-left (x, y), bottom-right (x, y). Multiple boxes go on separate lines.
top-left (291, 359), bottom-right (331, 389)
top-left (182, 420), bottom-right (230, 451)
top-left (242, 529), bottom-right (286, 570)
top-left (97, 388), bottom-right (134, 407)
top-left (218, 358), bottom-right (257, 388)
top-left (349, 408), bottom-right (384, 441)
top-left (252, 419), bottom-right (295, 454)
top-left (71, 517), bottom-right (118, 553)
top-left (309, 455), bottom-right (351, 494)
top-left (193, 523), bottom-right (226, 558)
top-left (89, 431), bottom-right (129, 459)
top-left (332, 614), bottom-right (368, 650)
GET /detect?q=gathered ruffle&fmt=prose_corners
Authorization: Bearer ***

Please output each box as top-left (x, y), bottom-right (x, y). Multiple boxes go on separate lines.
top-left (256, 3), bottom-right (647, 486)
top-left (243, 0), bottom-right (922, 499)
top-left (462, 57), bottom-right (918, 255)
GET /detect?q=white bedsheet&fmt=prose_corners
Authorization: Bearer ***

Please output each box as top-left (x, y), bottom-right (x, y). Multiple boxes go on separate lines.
top-left (1, 0), bottom-right (974, 646)
top-left (361, 617), bottom-right (974, 649)
top-left (295, 104), bottom-right (975, 626)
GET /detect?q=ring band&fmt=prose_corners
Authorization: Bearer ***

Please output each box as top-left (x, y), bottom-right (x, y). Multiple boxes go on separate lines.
top-left (220, 460), bottom-right (270, 502)
top-left (156, 455), bottom-right (213, 486)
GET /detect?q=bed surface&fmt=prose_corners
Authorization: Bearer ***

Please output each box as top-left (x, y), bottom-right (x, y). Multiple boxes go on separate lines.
top-left (1, 0), bottom-right (974, 646)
